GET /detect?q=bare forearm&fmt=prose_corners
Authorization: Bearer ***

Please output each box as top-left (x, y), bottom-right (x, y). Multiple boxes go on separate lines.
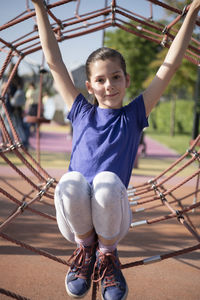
top-left (33, 0), bottom-right (63, 65)
top-left (164, 1), bottom-right (199, 68)
top-left (143, 0), bottom-right (200, 116)
top-left (32, 0), bottom-right (78, 110)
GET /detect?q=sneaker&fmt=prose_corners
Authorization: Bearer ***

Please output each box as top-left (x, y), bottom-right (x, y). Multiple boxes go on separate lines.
top-left (93, 248), bottom-right (128, 300)
top-left (66, 242), bottom-right (97, 298)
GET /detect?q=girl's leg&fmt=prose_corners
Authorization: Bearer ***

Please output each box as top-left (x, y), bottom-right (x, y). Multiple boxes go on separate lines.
top-left (54, 171), bottom-right (93, 243)
top-left (92, 171), bottom-right (132, 244)
top-left (92, 171), bottom-right (131, 300)
top-left (54, 171), bottom-right (96, 298)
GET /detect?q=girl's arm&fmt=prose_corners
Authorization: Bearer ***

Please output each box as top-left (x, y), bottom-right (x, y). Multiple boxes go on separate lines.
top-left (143, 0), bottom-right (200, 117)
top-left (32, 0), bottom-right (79, 111)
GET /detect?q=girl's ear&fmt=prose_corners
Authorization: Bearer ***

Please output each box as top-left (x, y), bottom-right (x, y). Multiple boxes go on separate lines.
top-left (125, 73), bottom-right (130, 88)
top-left (85, 81), bottom-right (94, 94)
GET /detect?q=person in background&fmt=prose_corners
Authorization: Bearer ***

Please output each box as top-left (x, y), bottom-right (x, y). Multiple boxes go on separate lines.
top-left (25, 81), bottom-right (40, 133)
top-left (1, 63), bottom-right (29, 149)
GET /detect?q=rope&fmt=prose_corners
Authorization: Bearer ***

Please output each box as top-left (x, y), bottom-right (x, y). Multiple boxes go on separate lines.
top-left (130, 136), bottom-right (200, 194)
top-left (0, 288), bottom-right (30, 300)
top-left (0, 232), bottom-right (69, 266)
top-left (121, 243), bottom-right (200, 269)
top-left (0, 186), bottom-right (56, 221)
top-left (0, 0), bottom-right (198, 65)
top-left (0, 179), bottom-right (55, 231)
top-left (0, 49), bottom-right (13, 80)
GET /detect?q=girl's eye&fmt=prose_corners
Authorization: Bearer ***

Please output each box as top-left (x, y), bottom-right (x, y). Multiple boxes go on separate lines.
top-left (114, 75), bottom-right (120, 80)
top-left (97, 78), bottom-right (104, 83)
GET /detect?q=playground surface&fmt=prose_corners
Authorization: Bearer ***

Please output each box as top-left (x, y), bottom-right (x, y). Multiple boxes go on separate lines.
top-left (0, 125), bottom-right (199, 300)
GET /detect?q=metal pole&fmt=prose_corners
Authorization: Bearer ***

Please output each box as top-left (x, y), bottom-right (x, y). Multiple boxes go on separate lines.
top-left (149, 2), bottom-right (153, 20)
top-left (102, 0), bottom-right (108, 46)
top-left (192, 65), bottom-right (200, 139)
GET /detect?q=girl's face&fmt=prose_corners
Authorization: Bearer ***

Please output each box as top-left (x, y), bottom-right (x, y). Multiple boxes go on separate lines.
top-left (86, 59), bottom-right (130, 109)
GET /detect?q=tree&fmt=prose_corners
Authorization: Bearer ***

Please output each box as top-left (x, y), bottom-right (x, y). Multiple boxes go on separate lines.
top-left (163, 0), bottom-right (200, 138)
top-left (143, 0), bottom-right (198, 136)
top-left (144, 47), bottom-right (197, 135)
top-left (104, 1), bottom-right (198, 136)
top-left (163, 0), bottom-right (191, 16)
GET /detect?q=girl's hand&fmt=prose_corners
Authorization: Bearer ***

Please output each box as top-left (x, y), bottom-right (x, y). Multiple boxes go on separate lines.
top-left (31, 0), bottom-right (43, 4)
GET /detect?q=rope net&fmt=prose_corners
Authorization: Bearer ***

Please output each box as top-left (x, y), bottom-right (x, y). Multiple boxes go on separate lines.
top-left (0, 1), bottom-right (200, 299)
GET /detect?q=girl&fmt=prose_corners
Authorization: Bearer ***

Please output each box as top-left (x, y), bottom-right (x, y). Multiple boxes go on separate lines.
top-left (32, 1), bottom-right (200, 299)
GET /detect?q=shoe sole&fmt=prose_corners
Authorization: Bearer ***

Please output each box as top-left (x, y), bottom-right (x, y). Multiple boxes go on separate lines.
top-left (101, 285), bottom-right (129, 300)
top-left (65, 270), bottom-right (90, 299)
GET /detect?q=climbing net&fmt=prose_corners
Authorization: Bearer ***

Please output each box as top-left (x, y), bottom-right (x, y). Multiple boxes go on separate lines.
top-left (0, 1), bottom-right (200, 299)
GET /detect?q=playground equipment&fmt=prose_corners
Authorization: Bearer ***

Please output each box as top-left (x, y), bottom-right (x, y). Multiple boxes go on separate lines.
top-left (0, 1), bottom-right (199, 299)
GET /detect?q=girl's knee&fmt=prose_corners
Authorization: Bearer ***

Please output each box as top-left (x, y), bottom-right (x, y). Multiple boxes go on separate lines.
top-left (58, 171), bottom-right (87, 186)
top-left (55, 171), bottom-right (90, 206)
top-left (93, 171), bottom-right (125, 205)
top-left (92, 172), bottom-right (130, 241)
top-left (57, 171), bottom-right (88, 194)
top-left (55, 172), bottom-right (93, 236)
top-left (93, 171), bottom-right (120, 185)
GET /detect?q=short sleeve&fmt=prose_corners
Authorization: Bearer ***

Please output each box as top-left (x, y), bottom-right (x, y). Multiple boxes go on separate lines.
top-left (126, 94), bottom-right (149, 130)
top-left (67, 93), bottom-right (92, 123)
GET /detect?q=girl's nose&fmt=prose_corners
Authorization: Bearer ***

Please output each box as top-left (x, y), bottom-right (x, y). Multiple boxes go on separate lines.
top-left (105, 79), bottom-right (114, 90)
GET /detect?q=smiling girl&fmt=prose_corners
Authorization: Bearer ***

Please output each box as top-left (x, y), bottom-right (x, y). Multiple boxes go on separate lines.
top-left (32, 1), bottom-right (200, 299)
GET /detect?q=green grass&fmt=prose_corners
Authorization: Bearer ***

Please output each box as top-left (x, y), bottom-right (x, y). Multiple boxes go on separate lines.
top-left (39, 151), bottom-right (71, 169)
top-left (146, 132), bottom-right (192, 155)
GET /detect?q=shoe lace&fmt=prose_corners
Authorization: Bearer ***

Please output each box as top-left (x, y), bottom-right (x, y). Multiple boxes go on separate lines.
top-left (92, 251), bottom-right (120, 288)
top-left (67, 244), bottom-right (94, 280)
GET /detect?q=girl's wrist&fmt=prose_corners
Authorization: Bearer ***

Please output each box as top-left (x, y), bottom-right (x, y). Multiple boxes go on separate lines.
top-left (32, 0), bottom-right (44, 5)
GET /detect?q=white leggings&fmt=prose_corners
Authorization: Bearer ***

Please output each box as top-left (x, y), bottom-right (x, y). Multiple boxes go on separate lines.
top-left (54, 171), bottom-right (132, 244)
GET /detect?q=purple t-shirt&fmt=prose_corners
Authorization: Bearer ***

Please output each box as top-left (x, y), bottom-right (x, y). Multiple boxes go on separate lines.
top-left (68, 93), bottom-right (148, 188)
